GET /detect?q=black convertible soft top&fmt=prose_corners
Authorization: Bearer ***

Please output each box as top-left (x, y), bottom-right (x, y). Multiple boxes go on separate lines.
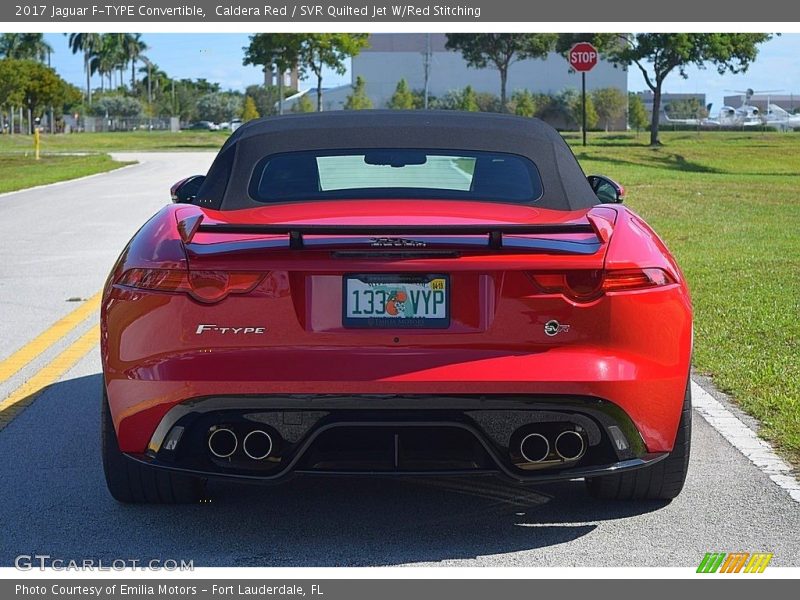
top-left (196, 111), bottom-right (598, 212)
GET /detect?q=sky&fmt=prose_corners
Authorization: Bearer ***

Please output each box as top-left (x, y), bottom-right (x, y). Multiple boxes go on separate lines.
top-left (45, 33), bottom-right (350, 94)
top-left (43, 33), bottom-right (799, 111)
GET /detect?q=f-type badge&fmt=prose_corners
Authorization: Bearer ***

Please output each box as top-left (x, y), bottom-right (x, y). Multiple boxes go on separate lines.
top-left (544, 320), bottom-right (570, 337)
top-left (195, 325), bottom-right (266, 334)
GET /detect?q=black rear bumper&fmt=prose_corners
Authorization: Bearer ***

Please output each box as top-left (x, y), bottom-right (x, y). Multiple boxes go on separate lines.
top-left (132, 394), bottom-right (664, 485)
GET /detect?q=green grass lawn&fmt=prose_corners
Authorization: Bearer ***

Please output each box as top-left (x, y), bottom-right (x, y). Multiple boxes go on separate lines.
top-left (0, 130), bottom-right (228, 154)
top-left (567, 131), bottom-right (800, 465)
top-left (0, 153), bottom-right (133, 194)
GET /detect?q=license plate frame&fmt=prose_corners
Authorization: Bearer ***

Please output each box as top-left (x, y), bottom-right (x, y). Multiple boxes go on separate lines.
top-left (342, 273), bottom-right (450, 329)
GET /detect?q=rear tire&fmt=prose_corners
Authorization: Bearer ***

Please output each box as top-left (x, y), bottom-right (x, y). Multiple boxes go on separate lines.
top-left (102, 388), bottom-right (205, 504)
top-left (586, 378), bottom-right (692, 501)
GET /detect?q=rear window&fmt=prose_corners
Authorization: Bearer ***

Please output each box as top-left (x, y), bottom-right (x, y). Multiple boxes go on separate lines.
top-left (248, 149), bottom-right (543, 204)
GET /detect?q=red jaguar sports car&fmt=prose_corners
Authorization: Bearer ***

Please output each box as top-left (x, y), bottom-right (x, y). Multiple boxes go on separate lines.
top-left (101, 112), bottom-right (692, 503)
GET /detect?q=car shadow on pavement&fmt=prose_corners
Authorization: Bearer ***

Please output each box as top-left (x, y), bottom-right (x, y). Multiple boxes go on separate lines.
top-left (0, 374), bottom-right (669, 567)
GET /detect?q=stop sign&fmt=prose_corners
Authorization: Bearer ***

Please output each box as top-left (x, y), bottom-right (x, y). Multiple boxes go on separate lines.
top-left (569, 42), bottom-right (598, 72)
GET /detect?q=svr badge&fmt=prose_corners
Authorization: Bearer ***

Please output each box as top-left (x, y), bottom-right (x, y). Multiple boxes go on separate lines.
top-left (544, 320), bottom-right (570, 337)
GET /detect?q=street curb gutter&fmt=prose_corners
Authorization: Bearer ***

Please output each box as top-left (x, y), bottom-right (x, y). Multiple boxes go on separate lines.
top-left (691, 378), bottom-right (800, 503)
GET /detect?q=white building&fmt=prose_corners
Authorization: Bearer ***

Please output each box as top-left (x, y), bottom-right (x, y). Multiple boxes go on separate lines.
top-left (357, 34), bottom-right (627, 108)
top-left (723, 93), bottom-right (800, 113)
top-left (283, 34), bottom-right (630, 129)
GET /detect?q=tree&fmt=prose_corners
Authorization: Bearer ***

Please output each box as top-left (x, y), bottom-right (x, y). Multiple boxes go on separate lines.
top-left (196, 92), bottom-right (243, 123)
top-left (445, 34), bottom-right (557, 111)
top-left (296, 34), bottom-right (370, 112)
top-left (1, 60), bottom-right (72, 124)
top-left (138, 60), bottom-right (172, 108)
top-left (344, 76), bottom-right (372, 110)
top-left (586, 33), bottom-right (772, 145)
top-left (67, 33), bottom-right (102, 105)
top-left (241, 96), bottom-right (260, 121)
top-left (1, 59), bottom-right (80, 134)
top-left (0, 34), bottom-right (52, 63)
top-left (461, 86), bottom-right (479, 112)
top-left (243, 33), bottom-right (303, 114)
top-left (665, 97), bottom-right (708, 120)
top-left (0, 59), bottom-right (25, 118)
top-left (90, 34), bottom-right (125, 93)
top-left (474, 92), bottom-right (501, 112)
top-left (591, 87), bottom-right (627, 131)
top-left (628, 93), bottom-right (649, 133)
top-left (173, 81), bottom-right (199, 122)
top-left (90, 95), bottom-right (143, 117)
top-left (291, 94), bottom-right (314, 113)
top-left (388, 78), bottom-right (415, 109)
top-left (123, 33), bottom-right (147, 90)
top-left (559, 88), bottom-right (598, 130)
top-left (245, 84), bottom-right (297, 117)
top-left (512, 89), bottom-right (537, 117)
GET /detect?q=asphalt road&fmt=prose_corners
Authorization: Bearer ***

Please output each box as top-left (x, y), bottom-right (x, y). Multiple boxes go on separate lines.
top-left (1, 153), bottom-right (798, 568)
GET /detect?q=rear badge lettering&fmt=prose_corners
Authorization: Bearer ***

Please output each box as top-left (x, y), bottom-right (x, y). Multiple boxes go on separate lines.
top-left (544, 320), bottom-right (570, 337)
top-left (195, 324), bottom-right (266, 335)
top-left (370, 237), bottom-right (427, 248)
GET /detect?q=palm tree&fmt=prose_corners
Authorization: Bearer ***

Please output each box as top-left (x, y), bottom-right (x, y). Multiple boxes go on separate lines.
top-left (0, 34), bottom-right (21, 58)
top-left (67, 33), bottom-right (102, 104)
top-left (0, 33), bottom-right (52, 62)
top-left (139, 59), bottom-right (169, 105)
top-left (123, 34), bottom-right (148, 90)
top-left (92, 34), bottom-right (129, 92)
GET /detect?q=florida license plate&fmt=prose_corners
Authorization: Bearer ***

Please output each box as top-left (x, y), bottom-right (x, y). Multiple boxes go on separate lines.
top-left (343, 274), bottom-right (450, 329)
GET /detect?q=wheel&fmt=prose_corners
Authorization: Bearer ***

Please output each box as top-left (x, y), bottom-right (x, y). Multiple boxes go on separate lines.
top-left (586, 378), bottom-right (691, 501)
top-left (102, 387), bottom-right (205, 504)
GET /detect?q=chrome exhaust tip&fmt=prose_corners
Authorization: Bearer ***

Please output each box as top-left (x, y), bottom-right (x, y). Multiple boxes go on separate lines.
top-left (555, 430), bottom-right (586, 461)
top-left (242, 429), bottom-right (273, 460)
top-left (208, 427), bottom-right (238, 458)
top-left (520, 432), bottom-right (550, 463)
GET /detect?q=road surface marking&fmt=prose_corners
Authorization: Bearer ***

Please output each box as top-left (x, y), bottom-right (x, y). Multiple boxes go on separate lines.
top-left (0, 292), bottom-right (100, 384)
top-left (0, 325), bottom-right (100, 430)
top-left (692, 380), bottom-right (800, 504)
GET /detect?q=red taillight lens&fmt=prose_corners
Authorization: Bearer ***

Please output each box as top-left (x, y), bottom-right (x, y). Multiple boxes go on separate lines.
top-left (117, 269), bottom-right (191, 293)
top-left (117, 268), bottom-right (264, 303)
top-left (529, 270), bottom-right (604, 302)
top-left (602, 268), bottom-right (675, 292)
top-left (528, 268), bottom-right (675, 303)
top-left (187, 270), bottom-right (263, 303)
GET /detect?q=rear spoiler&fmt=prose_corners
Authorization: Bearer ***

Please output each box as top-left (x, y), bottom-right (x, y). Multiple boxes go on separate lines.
top-left (178, 214), bottom-right (597, 249)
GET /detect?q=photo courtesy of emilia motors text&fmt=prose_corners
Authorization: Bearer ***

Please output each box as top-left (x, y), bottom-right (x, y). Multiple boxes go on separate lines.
top-left (1, 0), bottom-right (799, 595)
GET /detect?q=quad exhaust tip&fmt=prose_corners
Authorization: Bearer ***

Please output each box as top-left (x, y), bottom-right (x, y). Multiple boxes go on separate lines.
top-left (243, 429), bottom-right (273, 460)
top-left (520, 432), bottom-right (550, 463)
top-left (208, 427), bottom-right (238, 458)
top-left (554, 430), bottom-right (586, 461)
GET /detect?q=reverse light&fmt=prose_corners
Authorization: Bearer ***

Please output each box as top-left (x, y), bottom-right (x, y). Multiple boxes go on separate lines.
top-left (117, 268), bottom-right (264, 303)
top-left (527, 268), bottom-right (675, 303)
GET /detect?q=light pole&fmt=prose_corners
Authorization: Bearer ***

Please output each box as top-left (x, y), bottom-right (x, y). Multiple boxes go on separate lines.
top-left (423, 33), bottom-right (431, 110)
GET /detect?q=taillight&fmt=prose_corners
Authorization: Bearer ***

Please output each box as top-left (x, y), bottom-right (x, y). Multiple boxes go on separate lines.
top-left (527, 268), bottom-right (675, 303)
top-left (602, 268), bottom-right (674, 292)
top-left (529, 270), bottom-right (604, 302)
top-left (117, 268), bottom-right (264, 303)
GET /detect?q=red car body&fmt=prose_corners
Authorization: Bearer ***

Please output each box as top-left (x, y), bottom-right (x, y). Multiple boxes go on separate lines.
top-left (101, 112), bottom-right (692, 503)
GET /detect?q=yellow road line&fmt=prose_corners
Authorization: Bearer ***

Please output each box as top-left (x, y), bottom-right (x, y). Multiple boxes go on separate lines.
top-left (0, 292), bottom-right (101, 383)
top-left (0, 325), bottom-right (100, 430)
